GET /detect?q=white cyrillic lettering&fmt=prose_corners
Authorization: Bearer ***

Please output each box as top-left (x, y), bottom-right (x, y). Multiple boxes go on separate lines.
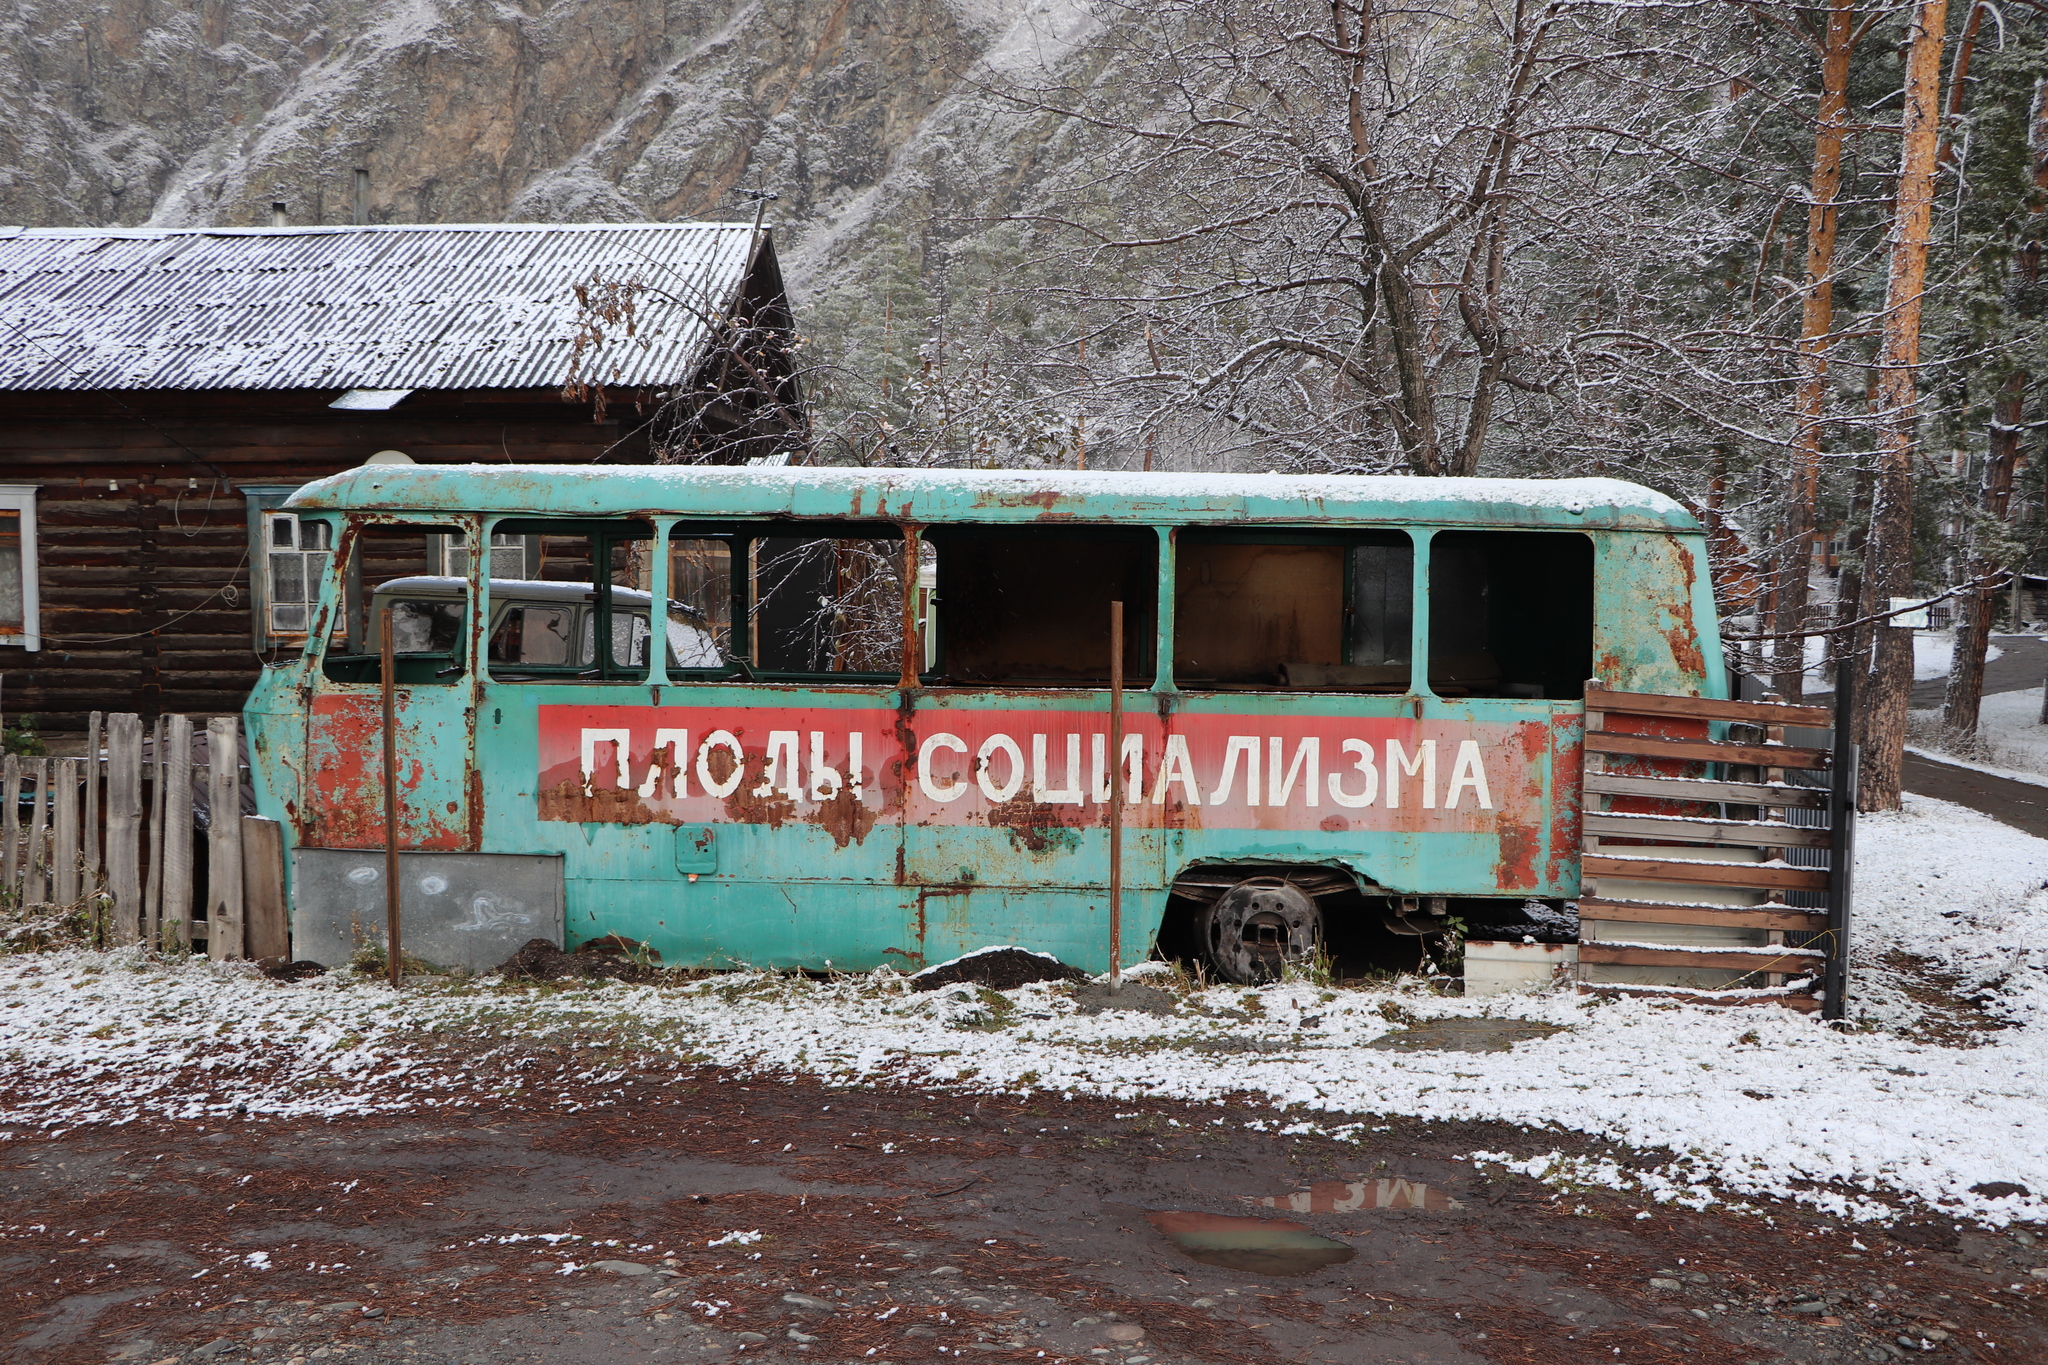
top-left (1445, 739), bottom-right (1494, 810)
top-left (807, 730), bottom-right (843, 802)
top-left (1328, 739), bottom-right (1378, 808)
top-left (1090, 734), bottom-right (1146, 803)
top-left (580, 728), bottom-right (632, 795)
top-left (848, 731), bottom-right (864, 800)
top-left (754, 730), bottom-right (801, 800)
top-left (1151, 734), bottom-right (1201, 806)
top-left (1210, 736), bottom-right (1261, 805)
top-left (918, 733), bottom-right (968, 802)
top-left (1269, 737), bottom-right (1320, 808)
top-left (637, 727), bottom-right (689, 798)
top-left (977, 733), bottom-right (1026, 802)
top-left (1386, 738), bottom-right (1436, 809)
top-left (1032, 733), bottom-right (1083, 804)
top-left (696, 729), bottom-right (745, 798)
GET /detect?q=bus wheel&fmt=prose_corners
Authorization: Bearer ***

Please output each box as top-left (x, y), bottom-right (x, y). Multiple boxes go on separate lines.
top-left (1199, 878), bottom-right (1321, 985)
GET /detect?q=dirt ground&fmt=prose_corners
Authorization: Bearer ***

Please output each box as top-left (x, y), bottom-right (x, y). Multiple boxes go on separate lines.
top-left (6, 1041), bottom-right (2046, 1365)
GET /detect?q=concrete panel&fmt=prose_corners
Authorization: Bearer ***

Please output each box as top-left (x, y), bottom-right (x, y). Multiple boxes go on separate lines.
top-left (292, 849), bottom-right (563, 971)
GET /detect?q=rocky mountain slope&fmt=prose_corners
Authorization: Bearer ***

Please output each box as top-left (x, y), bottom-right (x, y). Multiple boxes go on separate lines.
top-left (1, 0), bottom-right (1099, 345)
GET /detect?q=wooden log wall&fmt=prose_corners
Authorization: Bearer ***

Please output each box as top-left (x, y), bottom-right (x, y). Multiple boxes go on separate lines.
top-left (0, 387), bottom-right (648, 731)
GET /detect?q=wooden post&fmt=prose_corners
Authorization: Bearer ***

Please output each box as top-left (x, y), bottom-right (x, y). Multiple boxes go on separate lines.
top-left (106, 714), bottom-right (143, 943)
top-left (1107, 600), bottom-right (1124, 991)
top-left (52, 758), bottom-right (80, 907)
top-left (24, 758), bottom-right (48, 905)
top-left (82, 711), bottom-right (101, 896)
top-left (241, 816), bottom-right (288, 963)
top-left (382, 605), bottom-right (403, 987)
top-left (161, 715), bottom-right (194, 953)
top-left (144, 716), bottom-right (166, 949)
top-left (2, 752), bottom-right (18, 902)
top-left (206, 716), bottom-right (244, 960)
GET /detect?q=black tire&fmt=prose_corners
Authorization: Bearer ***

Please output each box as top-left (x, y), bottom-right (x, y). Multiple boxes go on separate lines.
top-left (1198, 878), bottom-right (1322, 984)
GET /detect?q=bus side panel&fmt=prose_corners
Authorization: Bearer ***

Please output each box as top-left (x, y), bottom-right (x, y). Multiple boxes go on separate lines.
top-left (1592, 531), bottom-right (1724, 697)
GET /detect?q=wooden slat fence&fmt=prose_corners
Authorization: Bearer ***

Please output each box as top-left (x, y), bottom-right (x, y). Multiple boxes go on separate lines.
top-left (0, 712), bottom-right (287, 961)
top-left (1579, 678), bottom-right (1855, 1017)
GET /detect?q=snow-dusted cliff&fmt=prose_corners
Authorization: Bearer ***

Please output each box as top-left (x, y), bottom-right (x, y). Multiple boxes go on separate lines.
top-left (0, 0), bottom-right (1098, 297)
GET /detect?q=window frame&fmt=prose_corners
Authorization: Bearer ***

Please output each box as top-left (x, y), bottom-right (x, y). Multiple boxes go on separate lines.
top-left (0, 484), bottom-right (40, 652)
top-left (240, 484), bottom-right (307, 652)
top-left (1170, 527), bottom-right (1417, 693)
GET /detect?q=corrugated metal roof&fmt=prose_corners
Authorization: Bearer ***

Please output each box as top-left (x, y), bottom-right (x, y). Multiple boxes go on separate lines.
top-left (0, 222), bottom-right (767, 392)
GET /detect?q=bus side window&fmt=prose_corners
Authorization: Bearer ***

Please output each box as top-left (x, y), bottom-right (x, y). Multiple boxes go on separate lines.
top-left (1174, 532), bottom-right (1410, 691)
top-left (751, 534), bottom-right (905, 676)
top-left (484, 520), bottom-right (654, 683)
top-left (927, 528), bottom-right (1155, 686)
top-left (1426, 530), bottom-right (1593, 700)
top-left (319, 522), bottom-right (467, 685)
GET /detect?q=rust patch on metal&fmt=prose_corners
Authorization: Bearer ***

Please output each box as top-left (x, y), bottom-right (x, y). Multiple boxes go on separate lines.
top-left (812, 780), bottom-right (877, 849)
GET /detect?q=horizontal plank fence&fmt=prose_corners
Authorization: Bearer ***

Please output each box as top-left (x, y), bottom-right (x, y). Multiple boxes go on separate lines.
top-left (1, 712), bottom-right (285, 962)
top-left (1579, 677), bottom-right (1854, 1018)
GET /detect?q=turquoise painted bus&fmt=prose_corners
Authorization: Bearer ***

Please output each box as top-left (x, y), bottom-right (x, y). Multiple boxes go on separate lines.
top-left (244, 466), bottom-right (1722, 981)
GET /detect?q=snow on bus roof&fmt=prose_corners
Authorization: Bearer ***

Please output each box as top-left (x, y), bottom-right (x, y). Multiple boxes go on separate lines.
top-left (287, 465), bottom-right (1698, 533)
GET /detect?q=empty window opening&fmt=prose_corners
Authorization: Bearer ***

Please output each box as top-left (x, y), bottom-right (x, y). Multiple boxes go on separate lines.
top-left (926, 528), bottom-right (1155, 686)
top-left (748, 531), bottom-right (905, 677)
top-left (484, 521), bottom-right (666, 683)
top-left (1174, 532), bottom-right (1411, 691)
top-left (320, 523), bottom-right (464, 685)
top-left (1426, 531), bottom-right (1593, 700)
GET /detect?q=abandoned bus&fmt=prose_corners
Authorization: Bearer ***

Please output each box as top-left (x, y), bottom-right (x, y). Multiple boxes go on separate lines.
top-left (244, 466), bottom-right (1721, 982)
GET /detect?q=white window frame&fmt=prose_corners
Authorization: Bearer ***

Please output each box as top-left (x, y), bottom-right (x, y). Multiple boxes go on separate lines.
top-left (262, 510), bottom-right (336, 641)
top-left (433, 530), bottom-right (536, 582)
top-left (0, 484), bottom-right (41, 652)
top-left (242, 484), bottom-right (309, 651)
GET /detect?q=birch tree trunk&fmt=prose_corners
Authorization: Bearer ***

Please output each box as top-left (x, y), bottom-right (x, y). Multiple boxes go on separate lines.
top-left (1771, 0), bottom-right (1859, 702)
top-left (1858, 0), bottom-right (1951, 812)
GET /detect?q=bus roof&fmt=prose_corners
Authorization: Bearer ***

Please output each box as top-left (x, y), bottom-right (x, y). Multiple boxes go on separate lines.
top-left (286, 465), bottom-right (1699, 534)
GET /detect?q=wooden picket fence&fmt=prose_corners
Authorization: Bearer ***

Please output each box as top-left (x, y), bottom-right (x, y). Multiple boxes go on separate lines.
top-left (1, 712), bottom-right (287, 960)
top-left (1578, 681), bottom-right (1854, 1016)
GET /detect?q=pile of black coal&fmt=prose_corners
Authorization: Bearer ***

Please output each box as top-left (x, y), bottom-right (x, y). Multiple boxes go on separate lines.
top-left (910, 946), bottom-right (1087, 992)
top-left (494, 937), bottom-right (661, 984)
top-left (261, 960), bottom-right (328, 983)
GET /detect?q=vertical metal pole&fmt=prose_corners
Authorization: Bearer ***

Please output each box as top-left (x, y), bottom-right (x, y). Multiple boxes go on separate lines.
top-left (381, 604), bottom-right (402, 988)
top-left (1108, 600), bottom-right (1125, 991)
top-left (1824, 655), bottom-right (1857, 1021)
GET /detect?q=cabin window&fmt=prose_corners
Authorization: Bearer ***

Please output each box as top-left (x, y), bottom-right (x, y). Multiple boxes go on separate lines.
top-left (319, 522), bottom-right (465, 685)
top-left (0, 485), bottom-right (38, 651)
top-left (1426, 530), bottom-right (1593, 700)
top-left (1174, 532), bottom-right (1411, 690)
top-left (924, 527), bottom-right (1155, 686)
top-left (263, 512), bottom-right (334, 638)
top-left (434, 531), bottom-right (536, 581)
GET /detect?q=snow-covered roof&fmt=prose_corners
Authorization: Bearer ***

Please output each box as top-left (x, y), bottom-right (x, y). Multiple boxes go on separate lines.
top-left (0, 222), bottom-right (771, 392)
top-left (287, 464), bottom-right (1700, 533)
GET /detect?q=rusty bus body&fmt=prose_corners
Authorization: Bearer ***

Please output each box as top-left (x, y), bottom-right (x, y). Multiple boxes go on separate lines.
top-left (243, 466), bottom-right (1721, 980)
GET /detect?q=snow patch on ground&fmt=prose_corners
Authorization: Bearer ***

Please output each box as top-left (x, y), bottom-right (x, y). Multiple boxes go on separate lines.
top-left (4, 798), bottom-right (2047, 1229)
top-left (1804, 630), bottom-right (1995, 694)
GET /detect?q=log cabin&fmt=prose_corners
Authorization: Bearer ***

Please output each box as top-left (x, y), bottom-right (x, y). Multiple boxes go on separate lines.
top-left (0, 221), bottom-right (801, 731)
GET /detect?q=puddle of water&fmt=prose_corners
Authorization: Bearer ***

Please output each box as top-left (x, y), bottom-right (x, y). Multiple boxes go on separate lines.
top-left (1143, 1210), bottom-right (1355, 1276)
top-left (1366, 1017), bottom-right (1566, 1053)
top-left (1252, 1178), bottom-right (1462, 1212)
